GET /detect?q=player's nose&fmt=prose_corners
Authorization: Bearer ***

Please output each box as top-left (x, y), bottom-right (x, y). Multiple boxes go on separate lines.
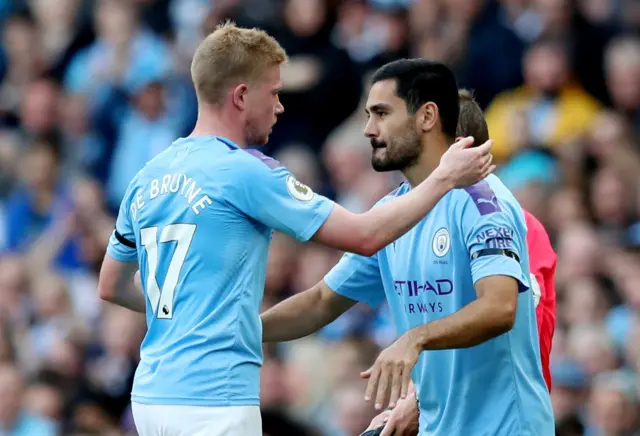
top-left (275, 101), bottom-right (284, 115)
top-left (364, 118), bottom-right (378, 139)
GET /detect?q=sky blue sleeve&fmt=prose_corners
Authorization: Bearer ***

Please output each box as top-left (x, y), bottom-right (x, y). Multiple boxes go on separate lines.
top-left (231, 152), bottom-right (334, 242)
top-left (106, 185), bottom-right (138, 263)
top-left (324, 251), bottom-right (385, 309)
top-left (458, 184), bottom-right (529, 292)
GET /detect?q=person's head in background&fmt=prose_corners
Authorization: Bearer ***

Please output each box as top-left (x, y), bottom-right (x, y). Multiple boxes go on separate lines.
top-left (190, 21), bottom-right (287, 147)
top-left (456, 89), bottom-right (489, 144)
top-left (588, 370), bottom-right (639, 435)
top-left (363, 58), bottom-right (460, 185)
top-left (523, 38), bottom-right (570, 95)
top-left (20, 79), bottom-right (61, 136)
top-left (23, 376), bottom-right (65, 424)
top-left (95, 0), bottom-right (138, 47)
top-left (18, 134), bottom-right (61, 195)
top-left (604, 36), bottom-right (640, 116)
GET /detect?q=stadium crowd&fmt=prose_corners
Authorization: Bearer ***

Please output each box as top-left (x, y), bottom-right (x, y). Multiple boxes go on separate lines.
top-left (0, 0), bottom-right (638, 434)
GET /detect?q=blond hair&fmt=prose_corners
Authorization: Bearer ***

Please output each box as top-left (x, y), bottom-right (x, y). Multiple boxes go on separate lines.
top-left (190, 21), bottom-right (288, 104)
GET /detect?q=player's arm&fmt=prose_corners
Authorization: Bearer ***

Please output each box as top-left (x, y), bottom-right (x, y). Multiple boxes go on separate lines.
top-left (314, 138), bottom-right (493, 255)
top-left (261, 280), bottom-right (356, 342)
top-left (262, 249), bottom-right (385, 342)
top-left (409, 275), bottom-right (518, 350)
top-left (237, 138), bottom-right (493, 256)
top-left (98, 187), bottom-right (146, 313)
top-left (98, 255), bottom-right (145, 313)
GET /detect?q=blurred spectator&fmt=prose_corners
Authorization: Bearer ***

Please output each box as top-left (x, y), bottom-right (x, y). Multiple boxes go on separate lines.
top-left (266, 0), bottom-right (363, 155)
top-left (586, 370), bottom-right (640, 435)
top-left (0, 363), bottom-right (57, 435)
top-left (3, 136), bottom-right (85, 272)
top-left (605, 36), bottom-right (640, 130)
top-left (0, 0), bottom-right (637, 434)
top-left (486, 37), bottom-right (601, 162)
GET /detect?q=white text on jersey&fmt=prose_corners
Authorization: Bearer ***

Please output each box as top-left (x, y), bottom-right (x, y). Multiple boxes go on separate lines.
top-left (130, 174), bottom-right (213, 220)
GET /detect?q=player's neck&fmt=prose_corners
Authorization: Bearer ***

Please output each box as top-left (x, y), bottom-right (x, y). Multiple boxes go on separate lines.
top-left (403, 136), bottom-right (449, 188)
top-left (189, 107), bottom-right (247, 148)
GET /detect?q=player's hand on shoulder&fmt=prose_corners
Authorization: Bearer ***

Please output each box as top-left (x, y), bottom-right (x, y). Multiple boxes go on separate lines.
top-left (361, 333), bottom-right (420, 411)
top-left (435, 136), bottom-right (495, 188)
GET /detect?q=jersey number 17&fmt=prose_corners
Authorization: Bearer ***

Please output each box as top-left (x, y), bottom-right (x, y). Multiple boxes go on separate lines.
top-left (140, 224), bottom-right (196, 319)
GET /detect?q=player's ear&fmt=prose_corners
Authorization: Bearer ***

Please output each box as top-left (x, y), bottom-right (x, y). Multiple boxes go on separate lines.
top-left (232, 84), bottom-right (249, 111)
top-left (417, 102), bottom-right (438, 133)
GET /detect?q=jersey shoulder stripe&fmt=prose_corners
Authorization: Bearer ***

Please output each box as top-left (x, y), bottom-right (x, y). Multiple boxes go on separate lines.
top-left (244, 149), bottom-right (283, 170)
top-left (463, 180), bottom-right (501, 215)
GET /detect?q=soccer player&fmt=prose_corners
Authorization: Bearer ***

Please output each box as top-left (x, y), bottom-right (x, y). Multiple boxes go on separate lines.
top-left (361, 89), bottom-right (558, 435)
top-left (261, 59), bottom-right (554, 436)
top-left (96, 24), bottom-right (494, 436)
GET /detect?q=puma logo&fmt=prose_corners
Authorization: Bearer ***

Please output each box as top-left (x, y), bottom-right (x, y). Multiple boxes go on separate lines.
top-left (477, 196), bottom-right (499, 208)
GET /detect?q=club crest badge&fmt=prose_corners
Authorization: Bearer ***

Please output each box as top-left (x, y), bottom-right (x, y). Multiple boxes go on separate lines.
top-left (432, 227), bottom-right (450, 257)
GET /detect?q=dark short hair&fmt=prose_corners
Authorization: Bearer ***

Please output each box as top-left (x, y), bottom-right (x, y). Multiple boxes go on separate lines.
top-left (371, 58), bottom-right (460, 138)
top-left (456, 89), bottom-right (489, 145)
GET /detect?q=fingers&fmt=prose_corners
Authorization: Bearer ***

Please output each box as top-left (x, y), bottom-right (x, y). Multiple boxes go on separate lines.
top-left (364, 365), bottom-right (381, 402)
top-left (375, 364), bottom-right (391, 410)
top-left (482, 165), bottom-right (497, 179)
top-left (388, 365), bottom-right (402, 409)
top-left (480, 153), bottom-right (494, 174)
top-left (380, 415), bottom-right (397, 436)
top-left (453, 136), bottom-right (475, 149)
top-left (476, 139), bottom-right (493, 154)
top-left (366, 411), bottom-right (391, 432)
top-left (401, 366), bottom-right (411, 400)
top-left (361, 367), bottom-right (373, 379)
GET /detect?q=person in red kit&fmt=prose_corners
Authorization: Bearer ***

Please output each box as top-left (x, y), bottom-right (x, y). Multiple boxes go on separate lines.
top-left (362, 90), bottom-right (557, 436)
top-left (524, 208), bottom-right (557, 392)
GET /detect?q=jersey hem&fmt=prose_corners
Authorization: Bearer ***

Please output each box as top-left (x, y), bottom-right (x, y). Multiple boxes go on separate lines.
top-left (131, 395), bottom-right (260, 407)
top-left (325, 275), bottom-right (383, 309)
top-left (106, 246), bottom-right (137, 263)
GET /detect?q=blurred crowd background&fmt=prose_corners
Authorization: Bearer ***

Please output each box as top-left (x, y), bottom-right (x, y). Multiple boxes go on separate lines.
top-left (0, 0), bottom-right (638, 435)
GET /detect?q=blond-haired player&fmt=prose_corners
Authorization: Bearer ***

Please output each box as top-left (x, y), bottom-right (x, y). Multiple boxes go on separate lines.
top-left (98, 22), bottom-right (494, 436)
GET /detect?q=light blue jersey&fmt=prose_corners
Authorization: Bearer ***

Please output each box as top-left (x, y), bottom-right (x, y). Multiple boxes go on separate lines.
top-left (107, 136), bottom-right (334, 407)
top-left (325, 175), bottom-right (554, 436)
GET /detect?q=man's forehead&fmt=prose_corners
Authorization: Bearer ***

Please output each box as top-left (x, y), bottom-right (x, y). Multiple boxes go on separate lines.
top-left (366, 79), bottom-right (402, 110)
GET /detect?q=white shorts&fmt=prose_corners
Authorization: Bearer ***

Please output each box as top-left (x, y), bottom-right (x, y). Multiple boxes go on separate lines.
top-left (132, 403), bottom-right (262, 436)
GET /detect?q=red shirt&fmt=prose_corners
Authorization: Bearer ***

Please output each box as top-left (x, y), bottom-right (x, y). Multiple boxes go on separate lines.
top-left (524, 210), bottom-right (557, 392)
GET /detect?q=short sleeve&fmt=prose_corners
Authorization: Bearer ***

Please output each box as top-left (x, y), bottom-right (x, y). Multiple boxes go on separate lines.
top-left (106, 185), bottom-right (138, 263)
top-left (324, 251), bottom-right (385, 309)
top-left (231, 150), bottom-right (334, 242)
top-left (458, 181), bottom-right (529, 292)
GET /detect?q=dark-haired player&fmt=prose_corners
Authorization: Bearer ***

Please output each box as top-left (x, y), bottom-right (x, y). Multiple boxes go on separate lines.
top-left (261, 60), bottom-right (554, 436)
top-left (362, 89), bottom-right (558, 435)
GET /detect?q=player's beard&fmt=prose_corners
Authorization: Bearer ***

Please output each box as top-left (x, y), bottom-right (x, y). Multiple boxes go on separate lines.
top-left (371, 119), bottom-right (422, 172)
top-left (245, 122), bottom-right (269, 146)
